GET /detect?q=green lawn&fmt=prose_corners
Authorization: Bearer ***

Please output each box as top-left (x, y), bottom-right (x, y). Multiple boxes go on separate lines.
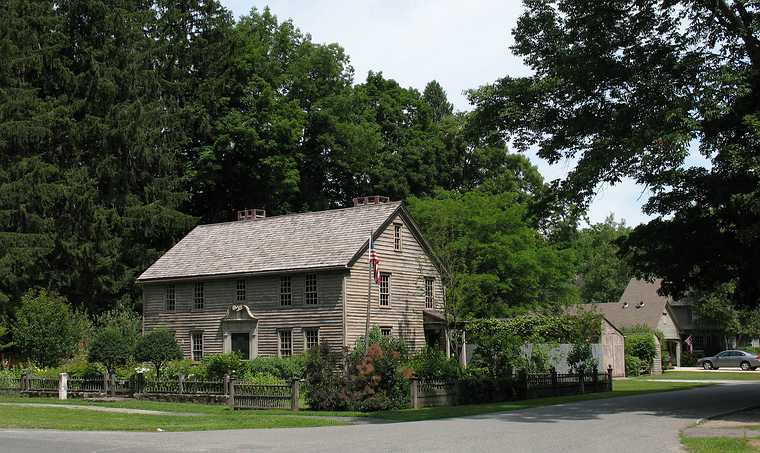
top-left (0, 379), bottom-right (710, 430)
top-left (681, 436), bottom-right (760, 453)
top-left (642, 371), bottom-right (760, 381)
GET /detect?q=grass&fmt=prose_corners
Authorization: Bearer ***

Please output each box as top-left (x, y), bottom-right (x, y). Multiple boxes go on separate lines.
top-left (681, 436), bottom-right (760, 453)
top-left (0, 379), bottom-right (710, 430)
top-left (642, 371), bottom-right (760, 381)
top-left (374, 379), bottom-right (710, 422)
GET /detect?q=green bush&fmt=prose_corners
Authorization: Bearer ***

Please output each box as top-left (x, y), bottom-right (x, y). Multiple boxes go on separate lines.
top-left (135, 329), bottom-right (183, 379)
top-left (303, 343), bottom-right (347, 411)
top-left (203, 353), bottom-right (247, 380)
top-left (159, 359), bottom-right (207, 380)
top-left (248, 355), bottom-right (305, 380)
top-left (88, 326), bottom-right (133, 374)
top-left (60, 357), bottom-right (107, 379)
top-left (625, 333), bottom-right (657, 364)
top-left (242, 372), bottom-right (286, 385)
top-left (681, 351), bottom-right (699, 367)
top-left (408, 347), bottom-right (461, 380)
top-left (625, 355), bottom-right (642, 377)
top-left (456, 369), bottom-right (516, 404)
top-left (13, 290), bottom-right (90, 367)
top-left (567, 342), bottom-right (598, 373)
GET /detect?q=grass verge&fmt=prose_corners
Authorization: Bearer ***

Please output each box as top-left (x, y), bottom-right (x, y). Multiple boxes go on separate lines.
top-left (0, 379), bottom-right (710, 430)
top-left (374, 379), bottom-right (710, 422)
top-left (643, 371), bottom-right (760, 381)
top-left (681, 436), bottom-right (760, 453)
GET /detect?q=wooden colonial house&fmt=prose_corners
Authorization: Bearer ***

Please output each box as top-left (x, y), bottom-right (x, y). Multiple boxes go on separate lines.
top-left (137, 197), bottom-right (445, 361)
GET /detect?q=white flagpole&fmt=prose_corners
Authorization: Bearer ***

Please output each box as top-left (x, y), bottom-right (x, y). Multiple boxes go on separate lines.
top-left (364, 232), bottom-right (372, 352)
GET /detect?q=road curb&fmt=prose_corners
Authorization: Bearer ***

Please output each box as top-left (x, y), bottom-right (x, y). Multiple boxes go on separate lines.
top-left (695, 404), bottom-right (760, 425)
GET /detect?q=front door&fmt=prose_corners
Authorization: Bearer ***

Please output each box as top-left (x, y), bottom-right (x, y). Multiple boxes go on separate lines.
top-left (231, 333), bottom-right (251, 359)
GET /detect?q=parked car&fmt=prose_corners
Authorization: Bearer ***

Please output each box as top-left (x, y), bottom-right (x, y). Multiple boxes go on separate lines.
top-left (697, 350), bottom-right (760, 370)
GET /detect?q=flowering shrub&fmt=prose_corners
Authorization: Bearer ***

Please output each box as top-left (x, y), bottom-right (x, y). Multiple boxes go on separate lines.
top-left (303, 343), bottom-right (347, 411)
top-left (408, 347), bottom-right (461, 380)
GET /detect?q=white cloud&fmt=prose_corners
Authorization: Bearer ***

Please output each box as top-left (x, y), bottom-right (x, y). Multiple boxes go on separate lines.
top-left (220, 0), bottom-right (701, 226)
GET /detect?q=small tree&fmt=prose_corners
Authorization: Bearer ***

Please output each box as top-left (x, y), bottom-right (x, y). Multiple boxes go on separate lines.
top-left (88, 326), bottom-right (132, 375)
top-left (13, 290), bottom-right (89, 367)
top-left (134, 329), bottom-right (183, 379)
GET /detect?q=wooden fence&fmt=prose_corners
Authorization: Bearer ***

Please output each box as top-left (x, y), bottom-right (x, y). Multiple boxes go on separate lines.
top-left (0, 376), bottom-right (22, 394)
top-left (410, 366), bottom-right (614, 409)
top-left (230, 381), bottom-right (300, 410)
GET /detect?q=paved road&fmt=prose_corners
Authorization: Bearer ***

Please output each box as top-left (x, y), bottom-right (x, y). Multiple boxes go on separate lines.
top-left (3, 383), bottom-right (760, 453)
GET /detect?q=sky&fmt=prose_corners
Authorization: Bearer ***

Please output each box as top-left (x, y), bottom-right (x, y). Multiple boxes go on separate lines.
top-left (220, 0), bottom-right (658, 226)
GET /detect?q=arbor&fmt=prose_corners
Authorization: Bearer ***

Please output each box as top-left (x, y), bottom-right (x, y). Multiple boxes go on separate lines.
top-left (135, 329), bottom-right (183, 379)
top-left (469, 0), bottom-right (760, 307)
top-left (13, 290), bottom-right (89, 367)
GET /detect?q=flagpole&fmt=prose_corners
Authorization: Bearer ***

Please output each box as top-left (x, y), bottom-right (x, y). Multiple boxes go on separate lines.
top-left (364, 232), bottom-right (372, 353)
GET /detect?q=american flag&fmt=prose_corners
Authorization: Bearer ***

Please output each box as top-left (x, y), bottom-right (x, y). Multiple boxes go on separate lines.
top-left (684, 335), bottom-right (693, 353)
top-left (369, 236), bottom-right (381, 284)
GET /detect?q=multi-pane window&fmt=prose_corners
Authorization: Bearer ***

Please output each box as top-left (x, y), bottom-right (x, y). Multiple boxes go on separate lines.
top-left (279, 330), bottom-right (292, 357)
top-left (394, 224), bottom-right (402, 251)
top-left (191, 332), bottom-right (203, 361)
top-left (425, 277), bottom-right (434, 309)
top-left (379, 273), bottom-right (390, 307)
top-left (280, 276), bottom-right (292, 306)
top-left (304, 328), bottom-right (319, 350)
top-left (165, 285), bottom-right (175, 311)
top-left (236, 279), bottom-right (246, 302)
top-left (380, 327), bottom-right (392, 337)
top-left (305, 274), bottom-right (318, 305)
top-left (194, 282), bottom-right (204, 310)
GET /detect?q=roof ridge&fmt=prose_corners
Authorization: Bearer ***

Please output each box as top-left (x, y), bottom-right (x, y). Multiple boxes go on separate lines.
top-left (196, 200), bottom-right (403, 228)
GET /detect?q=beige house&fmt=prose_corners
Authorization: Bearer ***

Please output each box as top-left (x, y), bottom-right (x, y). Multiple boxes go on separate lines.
top-left (137, 197), bottom-right (445, 361)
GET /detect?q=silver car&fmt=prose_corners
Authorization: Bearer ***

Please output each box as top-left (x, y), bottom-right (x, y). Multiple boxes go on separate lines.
top-left (697, 350), bottom-right (760, 370)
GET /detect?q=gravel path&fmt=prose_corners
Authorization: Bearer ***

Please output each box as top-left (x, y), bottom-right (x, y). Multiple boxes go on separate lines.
top-left (3, 383), bottom-right (760, 453)
top-left (0, 402), bottom-right (202, 416)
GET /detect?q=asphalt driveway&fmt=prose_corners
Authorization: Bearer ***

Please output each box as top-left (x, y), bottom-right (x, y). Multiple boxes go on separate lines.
top-left (3, 383), bottom-right (760, 453)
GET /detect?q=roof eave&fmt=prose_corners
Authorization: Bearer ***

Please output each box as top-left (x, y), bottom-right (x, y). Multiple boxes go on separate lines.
top-left (136, 264), bottom-right (350, 285)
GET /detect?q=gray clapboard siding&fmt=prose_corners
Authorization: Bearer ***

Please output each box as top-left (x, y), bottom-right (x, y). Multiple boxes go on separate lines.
top-left (344, 213), bottom-right (444, 351)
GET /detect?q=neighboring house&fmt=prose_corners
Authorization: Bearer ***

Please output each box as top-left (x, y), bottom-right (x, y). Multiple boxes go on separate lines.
top-left (561, 309), bottom-right (626, 377)
top-left (668, 298), bottom-right (736, 355)
top-left (137, 197), bottom-right (445, 361)
top-left (574, 278), bottom-right (681, 371)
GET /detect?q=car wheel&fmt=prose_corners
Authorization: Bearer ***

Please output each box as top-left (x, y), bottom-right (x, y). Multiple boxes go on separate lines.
top-left (703, 361), bottom-right (713, 370)
top-left (741, 361), bottom-right (751, 371)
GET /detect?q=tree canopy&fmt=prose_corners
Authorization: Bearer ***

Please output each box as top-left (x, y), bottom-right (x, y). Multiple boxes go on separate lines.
top-left (469, 0), bottom-right (760, 308)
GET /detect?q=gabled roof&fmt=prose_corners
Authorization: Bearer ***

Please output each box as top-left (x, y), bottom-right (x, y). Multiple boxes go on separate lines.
top-left (137, 201), bottom-right (405, 282)
top-left (571, 279), bottom-right (674, 332)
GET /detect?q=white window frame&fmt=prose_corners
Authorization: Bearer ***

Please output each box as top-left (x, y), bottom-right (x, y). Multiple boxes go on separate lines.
top-left (305, 273), bottom-right (318, 305)
top-left (379, 273), bottom-right (391, 307)
top-left (278, 330), bottom-right (293, 357)
top-left (380, 327), bottom-right (392, 337)
top-left (393, 224), bottom-right (402, 252)
top-left (236, 279), bottom-right (246, 302)
top-left (425, 277), bottom-right (434, 309)
top-left (304, 328), bottom-right (320, 350)
top-left (191, 332), bottom-right (203, 362)
top-left (194, 282), bottom-right (204, 310)
top-left (165, 285), bottom-right (175, 311)
top-left (280, 276), bottom-right (292, 306)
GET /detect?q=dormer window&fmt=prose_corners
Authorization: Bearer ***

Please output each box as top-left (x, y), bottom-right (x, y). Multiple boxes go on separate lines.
top-left (636, 301), bottom-right (645, 309)
top-left (622, 302), bottom-right (629, 309)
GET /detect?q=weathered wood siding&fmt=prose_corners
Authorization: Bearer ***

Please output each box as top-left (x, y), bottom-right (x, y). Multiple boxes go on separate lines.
top-left (142, 271), bottom-right (344, 359)
top-left (344, 213), bottom-right (444, 351)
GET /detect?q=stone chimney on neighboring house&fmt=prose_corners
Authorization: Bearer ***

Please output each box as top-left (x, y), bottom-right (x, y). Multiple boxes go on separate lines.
top-left (352, 195), bottom-right (390, 207)
top-left (236, 209), bottom-right (266, 221)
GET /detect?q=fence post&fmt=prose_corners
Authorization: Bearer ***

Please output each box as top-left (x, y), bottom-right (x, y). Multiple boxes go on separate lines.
top-left (224, 374), bottom-right (230, 396)
top-left (518, 369), bottom-right (528, 400)
top-left (110, 372), bottom-right (116, 397)
top-left (291, 379), bottom-right (301, 411)
top-left (21, 372), bottom-right (28, 392)
top-left (179, 373), bottom-right (185, 394)
top-left (592, 368), bottom-right (598, 392)
top-left (607, 365), bottom-right (613, 392)
top-left (135, 372), bottom-right (144, 395)
top-left (228, 379), bottom-right (236, 409)
top-left (578, 366), bottom-right (585, 394)
top-left (551, 368), bottom-right (558, 396)
top-left (58, 373), bottom-right (68, 400)
top-left (103, 372), bottom-right (109, 396)
top-left (410, 377), bottom-right (419, 409)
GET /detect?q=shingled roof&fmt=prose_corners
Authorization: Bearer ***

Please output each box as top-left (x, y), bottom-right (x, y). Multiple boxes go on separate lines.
top-left (137, 201), bottom-right (404, 282)
top-left (569, 279), bottom-right (674, 331)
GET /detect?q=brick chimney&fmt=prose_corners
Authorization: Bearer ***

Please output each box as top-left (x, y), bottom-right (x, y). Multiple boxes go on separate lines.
top-left (237, 208), bottom-right (266, 221)
top-left (352, 196), bottom-right (390, 207)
